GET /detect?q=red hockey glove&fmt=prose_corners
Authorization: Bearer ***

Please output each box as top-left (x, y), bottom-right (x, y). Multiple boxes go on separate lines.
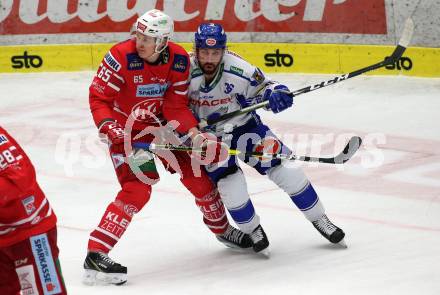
top-left (192, 132), bottom-right (229, 164)
top-left (98, 120), bottom-right (126, 154)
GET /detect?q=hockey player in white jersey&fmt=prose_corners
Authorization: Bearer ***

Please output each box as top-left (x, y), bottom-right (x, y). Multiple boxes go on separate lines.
top-left (188, 23), bottom-right (346, 254)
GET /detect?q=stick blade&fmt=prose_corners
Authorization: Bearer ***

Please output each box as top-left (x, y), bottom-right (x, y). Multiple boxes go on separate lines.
top-left (399, 18), bottom-right (414, 48)
top-left (331, 136), bottom-right (362, 164)
top-left (387, 18), bottom-right (414, 64)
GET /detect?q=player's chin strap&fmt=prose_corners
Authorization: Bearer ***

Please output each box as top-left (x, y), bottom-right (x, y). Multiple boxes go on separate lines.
top-left (199, 18), bottom-right (414, 129)
top-left (154, 36), bottom-right (169, 53)
top-left (132, 136), bottom-right (362, 164)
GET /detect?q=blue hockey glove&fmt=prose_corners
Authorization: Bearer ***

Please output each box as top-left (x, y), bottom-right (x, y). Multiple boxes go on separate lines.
top-left (264, 84), bottom-right (293, 114)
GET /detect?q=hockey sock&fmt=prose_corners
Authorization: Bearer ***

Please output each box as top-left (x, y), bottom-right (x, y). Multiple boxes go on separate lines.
top-left (88, 201), bottom-right (133, 253)
top-left (180, 172), bottom-right (229, 235)
top-left (195, 190), bottom-right (229, 235)
top-left (227, 199), bottom-right (260, 234)
top-left (217, 170), bottom-right (260, 234)
top-left (290, 183), bottom-right (325, 222)
top-left (267, 164), bottom-right (325, 221)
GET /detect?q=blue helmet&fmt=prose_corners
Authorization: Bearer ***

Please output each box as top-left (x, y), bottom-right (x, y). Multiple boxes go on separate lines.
top-left (194, 23), bottom-right (227, 49)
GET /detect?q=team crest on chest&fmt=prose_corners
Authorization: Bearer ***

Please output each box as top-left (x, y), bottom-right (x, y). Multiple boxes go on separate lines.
top-left (224, 82), bottom-right (234, 94)
top-left (131, 99), bottom-right (164, 122)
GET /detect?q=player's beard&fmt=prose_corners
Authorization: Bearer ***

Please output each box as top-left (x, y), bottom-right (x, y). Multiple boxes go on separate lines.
top-left (201, 62), bottom-right (219, 75)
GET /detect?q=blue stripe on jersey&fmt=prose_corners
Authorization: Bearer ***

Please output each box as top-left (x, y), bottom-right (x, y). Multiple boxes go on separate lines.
top-left (228, 199), bottom-right (256, 224)
top-left (290, 183), bottom-right (319, 211)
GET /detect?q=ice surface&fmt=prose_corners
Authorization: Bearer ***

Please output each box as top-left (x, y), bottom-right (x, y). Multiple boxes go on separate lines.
top-left (1, 72), bottom-right (439, 295)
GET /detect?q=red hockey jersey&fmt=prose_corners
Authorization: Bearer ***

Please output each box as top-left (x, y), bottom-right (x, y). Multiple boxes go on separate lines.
top-left (0, 126), bottom-right (56, 247)
top-left (89, 39), bottom-right (198, 134)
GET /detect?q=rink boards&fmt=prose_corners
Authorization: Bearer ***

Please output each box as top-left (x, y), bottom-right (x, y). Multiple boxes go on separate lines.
top-left (0, 43), bottom-right (439, 77)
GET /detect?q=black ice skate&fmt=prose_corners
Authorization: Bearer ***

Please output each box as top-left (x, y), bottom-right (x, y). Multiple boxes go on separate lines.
top-left (250, 225), bottom-right (270, 257)
top-left (83, 252), bottom-right (127, 285)
top-left (216, 225), bottom-right (253, 249)
top-left (312, 214), bottom-right (347, 247)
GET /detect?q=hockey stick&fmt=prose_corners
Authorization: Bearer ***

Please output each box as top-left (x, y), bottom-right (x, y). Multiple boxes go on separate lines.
top-left (132, 136), bottom-right (362, 164)
top-left (199, 18), bottom-right (415, 128)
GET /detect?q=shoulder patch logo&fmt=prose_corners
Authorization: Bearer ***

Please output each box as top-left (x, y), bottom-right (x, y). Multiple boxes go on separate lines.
top-left (111, 153), bottom-right (125, 169)
top-left (0, 134), bottom-right (9, 146)
top-left (252, 68), bottom-right (265, 84)
top-left (127, 53), bottom-right (144, 70)
top-left (104, 52), bottom-right (121, 72)
top-left (230, 66), bottom-right (244, 76)
top-left (172, 54), bottom-right (188, 73)
top-left (22, 196), bottom-right (36, 215)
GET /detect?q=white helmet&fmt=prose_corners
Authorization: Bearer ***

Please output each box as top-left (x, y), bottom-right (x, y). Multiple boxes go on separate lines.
top-left (135, 9), bottom-right (174, 53)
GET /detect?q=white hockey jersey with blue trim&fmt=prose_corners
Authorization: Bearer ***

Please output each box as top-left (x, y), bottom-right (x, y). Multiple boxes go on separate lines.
top-left (188, 51), bottom-right (271, 136)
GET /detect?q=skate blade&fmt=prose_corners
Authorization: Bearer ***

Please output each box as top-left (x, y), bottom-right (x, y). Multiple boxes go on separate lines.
top-left (220, 241), bottom-right (270, 257)
top-left (337, 239), bottom-right (348, 248)
top-left (222, 243), bottom-right (255, 253)
top-left (255, 248), bottom-right (271, 258)
top-left (217, 236), bottom-right (254, 252)
top-left (225, 246), bottom-right (254, 252)
top-left (83, 269), bottom-right (127, 286)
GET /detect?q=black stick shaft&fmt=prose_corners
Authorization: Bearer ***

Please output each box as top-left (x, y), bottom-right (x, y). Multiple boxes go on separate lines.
top-left (205, 45), bottom-right (407, 127)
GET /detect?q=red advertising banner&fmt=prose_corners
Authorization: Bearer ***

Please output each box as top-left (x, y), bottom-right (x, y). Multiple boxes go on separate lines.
top-left (0, 0), bottom-right (387, 35)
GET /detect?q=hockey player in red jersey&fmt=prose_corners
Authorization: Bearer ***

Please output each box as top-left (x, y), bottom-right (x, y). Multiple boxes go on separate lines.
top-left (0, 126), bottom-right (67, 295)
top-left (84, 9), bottom-right (252, 285)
